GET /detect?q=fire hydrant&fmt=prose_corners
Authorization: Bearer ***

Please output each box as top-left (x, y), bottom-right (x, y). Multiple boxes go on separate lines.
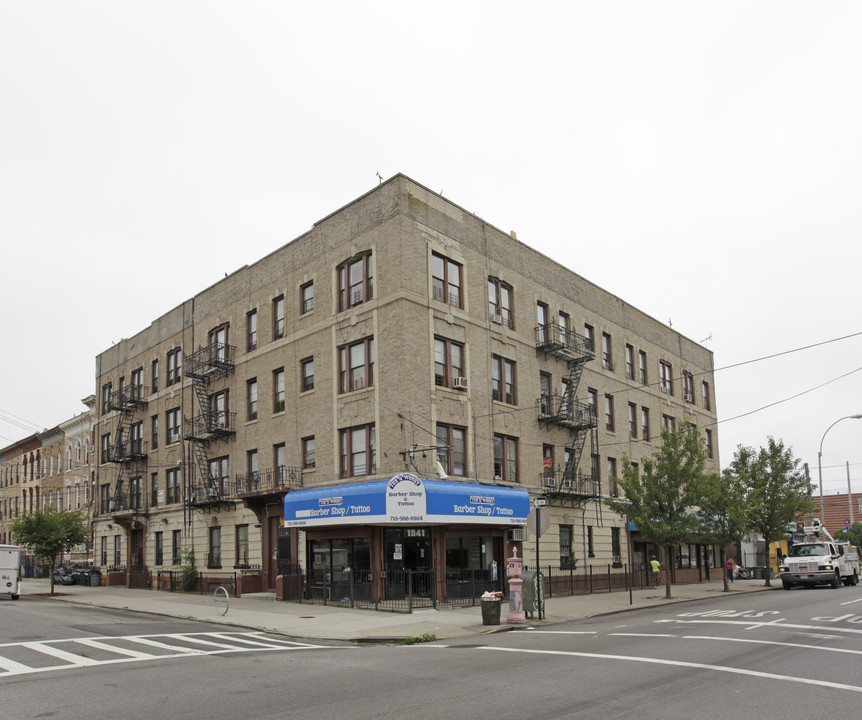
top-left (506, 546), bottom-right (526, 624)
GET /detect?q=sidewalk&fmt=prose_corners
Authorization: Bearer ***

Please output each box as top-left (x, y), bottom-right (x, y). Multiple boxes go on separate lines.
top-left (20, 578), bottom-right (775, 643)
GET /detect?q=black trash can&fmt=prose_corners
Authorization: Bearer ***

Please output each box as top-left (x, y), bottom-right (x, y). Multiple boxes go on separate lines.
top-left (90, 571), bottom-right (102, 587)
top-left (481, 598), bottom-right (502, 626)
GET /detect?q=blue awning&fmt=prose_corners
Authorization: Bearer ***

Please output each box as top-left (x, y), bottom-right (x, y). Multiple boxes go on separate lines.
top-left (284, 473), bottom-right (529, 528)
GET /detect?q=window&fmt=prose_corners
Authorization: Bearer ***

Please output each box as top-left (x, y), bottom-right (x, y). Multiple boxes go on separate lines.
top-left (628, 403), bottom-right (637, 439)
top-left (235, 525), bottom-right (249, 567)
top-left (584, 324), bottom-right (595, 353)
top-left (542, 444), bottom-right (555, 478)
top-left (539, 372), bottom-right (552, 414)
top-left (493, 434), bottom-right (519, 483)
top-left (659, 360), bottom-right (673, 395)
top-left (166, 348), bottom-right (182, 386)
top-left (114, 536), bottom-right (122, 567)
top-left (101, 382), bottom-right (112, 414)
top-left (302, 437), bottom-right (316, 469)
top-left (434, 337), bottom-right (464, 388)
top-left (130, 368), bottom-right (144, 401)
top-left (300, 281), bottom-right (314, 314)
top-left (662, 414), bottom-right (676, 433)
top-left (487, 277), bottom-right (513, 328)
top-left (339, 338), bottom-right (374, 392)
top-left (166, 408), bottom-right (181, 445)
top-left (172, 530), bottom-right (182, 565)
top-left (605, 394), bottom-right (615, 432)
top-left (247, 378), bottom-right (258, 421)
top-left (301, 357), bottom-right (315, 392)
top-left (602, 333), bottom-right (614, 372)
top-left (208, 456), bottom-right (230, 495)
top-left (702, 381), bottom-right (711, 411)
top-left (432, 252), bottom-right (462, 308)
top-left (611, 528), bottom-right (622, 566)
top-left (151, 473), bottom-right (158, 507)
top-left (166, 468), bottom-right (180, 504)
top-left (247, 449), bottom-right (259, 482)
top-left (273, 368), bottom-right (285, 413)
top-left (274, 443), bottom-right (286, 483)
top-left (625, 344), bottom-right (634, 380)
top-left (151, 359), bottom-right (159, 393)
top-left (340, 424), bottom-right (375, 478)
top-left (100, 536), bottom-right (107, 566)
top-left (705, 429), bottom-right (714, 459)
top-left (337, 251), bottom-right (373, 311)
top-left (209, 324), bottom-right (229, 362)
top-left (536, 302), bottom-right (549, 344)
top-left (608, 457), bottom-right (618, 497)
top-left (210, 390), bottom-right (229, 430)
top-left (642, 407), bottom-right (650, 441)
top-left (638, 350), bottom-right (647, 384)
top-left (560, 524), bottom-right (575, 569)
top-left (208, 527), bottom-right (222, 568)
top-left (130, 422), bottom-right (144, 455)
top-left (591, 453), bottom-right (599, 482)
top-left (587, 388), bottom-right (598, 419)
top-left (247, 310), bottom-right (258, 352)
top-left (558, 312), bottom-right (571, 347)
top-left (436, 424), bottom-right (466, 476)
top-left (683, 372), bottom-right (694, 403)
top-left (587, 526), bottom-right (595, 557)
top-left (151, 415), bottom-right (158, 450)
top-left (154, 531), bottom-right (164, 566)
top-left (272, 296), bottom-right (285, 340)
top-left (491, 355), bottom-right (516, 404)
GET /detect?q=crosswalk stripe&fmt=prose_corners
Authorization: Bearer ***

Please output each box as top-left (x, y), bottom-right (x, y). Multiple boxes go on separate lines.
top-left (21, 642), bottom-right (100, 666)
top-left (123, 637), bottom-right (206, 654)
top-left (206, 633), bottom-right (283, 648)
top-left (73, 638), bottom-right (158, 660)
top-left (171, 635), bottom-right (241, 650)
top-left (0, 656), bottom-right (33, 674)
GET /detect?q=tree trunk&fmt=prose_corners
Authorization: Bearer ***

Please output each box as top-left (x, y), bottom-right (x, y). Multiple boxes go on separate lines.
top-left (763, 536), bottom-right (772, 587)
top-left (721, 546), bottom-right (729, 592)
top-left (49, 558), bottom-right (56, 596)
top-left (664, 545), bottom-right (673, 599)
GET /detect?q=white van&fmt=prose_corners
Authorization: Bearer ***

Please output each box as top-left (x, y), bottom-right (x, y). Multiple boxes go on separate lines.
top-left (1, 544), bottom-right (21, 600)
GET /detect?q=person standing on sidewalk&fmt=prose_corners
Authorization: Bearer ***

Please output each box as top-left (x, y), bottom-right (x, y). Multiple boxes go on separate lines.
top-left (725, 556), bottom-right (735, 583)
top-left (650, 556), bottom-right (662, 589)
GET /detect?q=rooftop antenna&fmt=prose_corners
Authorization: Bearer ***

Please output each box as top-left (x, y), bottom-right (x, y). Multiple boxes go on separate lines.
top-left (376, 171), bottom-right (383, 184)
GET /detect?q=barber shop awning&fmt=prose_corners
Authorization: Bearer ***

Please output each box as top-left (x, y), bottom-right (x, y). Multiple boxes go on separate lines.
top-left (284, 473), bottom-right (529, 528)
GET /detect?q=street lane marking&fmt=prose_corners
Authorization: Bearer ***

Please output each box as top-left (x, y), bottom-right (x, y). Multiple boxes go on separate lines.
top-left (657, 618), bottom-right (862, 636)
top-left (840, 598), bottom-right (862, 605)
top-left (73, 638), bottom-right (157, 660)
top-left (479, 646), bottom-right (862, 694)
top-left (0, 632), bottom-right (338, 678)
top-left (523, 631), bottom-right (597, 635)
top-left (683, 635), bottom-right (862, 657)
top-left (611, 633), bottom-right (677, 638)
top-left (21, 641), bottom-right (101, 666)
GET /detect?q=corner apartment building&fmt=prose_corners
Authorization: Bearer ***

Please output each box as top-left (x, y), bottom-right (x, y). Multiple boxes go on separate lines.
top-left (92, 174), bottom-right (719, 593)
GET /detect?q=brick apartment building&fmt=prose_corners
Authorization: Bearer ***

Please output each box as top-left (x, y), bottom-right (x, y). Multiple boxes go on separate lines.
top-left (87, 174), bottom-right (719, 594)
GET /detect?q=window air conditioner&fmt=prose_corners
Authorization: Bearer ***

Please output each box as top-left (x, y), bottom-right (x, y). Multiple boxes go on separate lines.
top-left (453, 376), bottom-right (468, 390)
top-left (613, 555), bottom-right (621, 565)
top-left (684, 392), bottom-right (693, 403)
top-left (660, 385), bottom-right (669, 394)
top-left (510, 527), bottom-right (526, 542)
top-left (545, 475), bottom-right (556, 488)
top-left (489, 312), bottom-right (502, 324)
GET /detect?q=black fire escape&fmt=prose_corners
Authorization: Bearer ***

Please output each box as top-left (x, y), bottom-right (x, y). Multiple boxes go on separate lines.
top-left (536, 322), bottom-right (600, 508)
top-left (183, 342), bottom-right (237, 513)
top-left (106, 384), bottom-right (149, 519)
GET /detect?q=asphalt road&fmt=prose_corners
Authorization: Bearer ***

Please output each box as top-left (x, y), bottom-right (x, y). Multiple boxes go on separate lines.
top-left (2, 586), bottom-right (861, 719)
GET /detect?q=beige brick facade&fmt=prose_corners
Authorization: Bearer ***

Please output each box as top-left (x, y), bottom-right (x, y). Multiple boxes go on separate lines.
top-left (89, 175), bottom-right (719, 587)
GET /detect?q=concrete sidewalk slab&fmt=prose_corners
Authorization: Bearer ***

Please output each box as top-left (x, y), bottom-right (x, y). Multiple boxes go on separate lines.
top-left (20, 578), bottom-right (776, 643)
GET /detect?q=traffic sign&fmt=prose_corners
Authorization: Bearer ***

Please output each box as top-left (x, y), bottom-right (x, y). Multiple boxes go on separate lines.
top-left (534, 497), bottom-right (547, 508)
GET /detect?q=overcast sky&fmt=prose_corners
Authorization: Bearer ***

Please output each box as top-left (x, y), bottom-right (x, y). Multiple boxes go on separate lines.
top-left (2, 2), bottom-right (860, 499)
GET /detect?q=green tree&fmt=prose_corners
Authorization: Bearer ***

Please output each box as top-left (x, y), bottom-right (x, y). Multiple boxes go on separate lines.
top-left (730, 438), bottom-right (812, 587)
top-left (693, 469), bottom-right (749, 591)
top-left (8, 508), bottom-right (88, 595)
top-left (607, 425), bottom-right (709, 599)
top-left (834, 522), bottom-right (862, 548)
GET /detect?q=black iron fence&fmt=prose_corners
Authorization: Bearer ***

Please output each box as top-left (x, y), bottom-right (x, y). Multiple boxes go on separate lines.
top-left (155, 569), bottom-right (237, 596)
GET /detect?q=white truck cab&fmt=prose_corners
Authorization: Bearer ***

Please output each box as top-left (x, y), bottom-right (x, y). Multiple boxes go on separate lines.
top-left (1, 544), bottom-right (21, 600)
top-left (779, 520), bottom-right (860, 590)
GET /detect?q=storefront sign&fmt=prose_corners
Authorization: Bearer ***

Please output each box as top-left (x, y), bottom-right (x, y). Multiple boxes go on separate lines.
top-left (284, 473), bottom-right (529, 528)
